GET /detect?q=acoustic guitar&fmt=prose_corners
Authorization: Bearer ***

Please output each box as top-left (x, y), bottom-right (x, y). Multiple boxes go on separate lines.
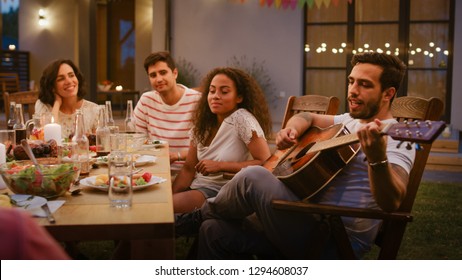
top-left (263, 120), bottom-right (446, 200)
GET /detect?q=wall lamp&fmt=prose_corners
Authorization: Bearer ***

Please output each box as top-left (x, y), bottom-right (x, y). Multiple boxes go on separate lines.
top-left (38, 9), bottom-right (48, 26)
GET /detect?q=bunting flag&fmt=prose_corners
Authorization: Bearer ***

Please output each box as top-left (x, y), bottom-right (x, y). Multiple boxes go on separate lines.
top-left (275, 0), bottom-right (282, 8)
top-left (307, 0), bottom-right (315, 8)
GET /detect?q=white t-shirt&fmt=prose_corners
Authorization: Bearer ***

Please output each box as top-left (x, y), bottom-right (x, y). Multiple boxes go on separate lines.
top-left (189, 108), bottom-right (266, 195)
top-left (311, 113), bottom-right (416, 257)
top-left (34, 99), bottom-right (99, 139)
top-left (133, 85), bottom-right (201, 171)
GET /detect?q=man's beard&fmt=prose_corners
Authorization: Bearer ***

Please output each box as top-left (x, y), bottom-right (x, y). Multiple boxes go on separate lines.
top-left (349, 99), bottom-right (380, 120)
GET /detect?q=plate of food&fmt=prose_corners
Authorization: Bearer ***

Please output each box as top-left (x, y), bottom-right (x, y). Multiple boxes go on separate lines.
top-left (95, 154), bottom-right (157, 166)
top-left (79, 172), bottom-right (166, 192)
top-left (142, 139), bottom-right (167, 149)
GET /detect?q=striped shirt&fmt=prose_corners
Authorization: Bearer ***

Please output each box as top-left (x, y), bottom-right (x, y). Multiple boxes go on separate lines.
top-left (133, 85), bottom-right (201, 154)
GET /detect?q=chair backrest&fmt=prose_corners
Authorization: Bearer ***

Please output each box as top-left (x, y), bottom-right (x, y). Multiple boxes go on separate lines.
top-left (3, 90), bottom-right (39, 120)
top-left (281, 95), bottom-right (340, 128)
top-left (374, 96), bottom-right (444, 258)
top-left (0, 72), bottom-right (20, 94)
top-left (391, 96), bottom-right (444, 212)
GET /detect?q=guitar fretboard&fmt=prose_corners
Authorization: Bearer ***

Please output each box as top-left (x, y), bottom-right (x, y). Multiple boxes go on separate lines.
top-left (309, 133), bottom-right (359, 154)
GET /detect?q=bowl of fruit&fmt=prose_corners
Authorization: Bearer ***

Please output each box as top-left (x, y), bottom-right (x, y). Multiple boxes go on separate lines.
top-left (0, 161), bottom-right (80, 199)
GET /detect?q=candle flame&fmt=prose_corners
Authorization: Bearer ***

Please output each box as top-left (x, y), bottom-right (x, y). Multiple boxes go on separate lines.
top-left (51, 116), bottom-right (55, 123)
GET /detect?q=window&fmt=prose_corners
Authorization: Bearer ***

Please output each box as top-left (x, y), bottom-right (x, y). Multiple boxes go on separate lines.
top-left (304, 0), bottom-right (454, 121)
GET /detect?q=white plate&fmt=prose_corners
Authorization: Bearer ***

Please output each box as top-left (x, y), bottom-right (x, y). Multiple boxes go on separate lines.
top-left (134, 155), bottom-right (157, 166)
top-left (10, 194), bottom-right (47, 210)
top-left (95, 155), bottom-right (157, 166)
top-left (142, 140), bottom-right (167, 149)
top-left (79, 175), bottom-right (166, 192)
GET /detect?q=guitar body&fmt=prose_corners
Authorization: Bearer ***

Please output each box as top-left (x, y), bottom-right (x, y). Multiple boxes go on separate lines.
top-left (267, 124), bottom-right (360, 200)
top-left (262, 120), bottom-right (445, 200)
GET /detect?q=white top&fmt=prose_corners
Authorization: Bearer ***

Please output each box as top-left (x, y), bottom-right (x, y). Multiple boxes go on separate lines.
top-left (189, 108), bottom-right (266, 194)
top-left (133, 85), bottom-right (201, 154)
top-left (312, 113), bottom-right (416, 256)
top-left (34, 99), bottom-right (100, 139)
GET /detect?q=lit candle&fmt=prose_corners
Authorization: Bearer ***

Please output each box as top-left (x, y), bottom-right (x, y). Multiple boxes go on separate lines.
top-left (44, 118), bottom-right (62, 145)
top-left (8, 44), bottom-right (16, 51)
top-left (115, 85), bottom-right (123, 91)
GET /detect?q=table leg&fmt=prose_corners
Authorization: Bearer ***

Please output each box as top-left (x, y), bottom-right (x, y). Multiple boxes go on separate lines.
top-left (130, 238), bottom-right (175, 259)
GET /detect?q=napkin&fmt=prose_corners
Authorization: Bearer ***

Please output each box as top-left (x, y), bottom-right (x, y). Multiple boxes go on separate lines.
top-left (29, 200), bottom-right (66, 218)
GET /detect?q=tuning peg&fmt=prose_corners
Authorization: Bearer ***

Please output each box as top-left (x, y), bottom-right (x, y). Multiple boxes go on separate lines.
top-left (406, 142), bottom-right (413, 150)
top-left (397, 141), bottom-right (404, 149)
top-left (415, 143), bottom-right (423, 151)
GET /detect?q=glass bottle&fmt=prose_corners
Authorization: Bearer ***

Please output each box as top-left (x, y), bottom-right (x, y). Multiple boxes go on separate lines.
top-left (71, 109), bottom-right (90, 175)
top-left (105, 100), bottom-right (115, 127)
top-left (124, 100), bottom-right (135, 132)
top-left (13, 104), bottom-right (26, 144)
top-left (7, 101), bottom-right (16, 130)
top-left (96, 105), bottom-right (110, 157)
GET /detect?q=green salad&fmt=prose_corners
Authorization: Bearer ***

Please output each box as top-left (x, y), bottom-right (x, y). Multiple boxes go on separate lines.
top-left (1, 162), bottom-right (78, 198)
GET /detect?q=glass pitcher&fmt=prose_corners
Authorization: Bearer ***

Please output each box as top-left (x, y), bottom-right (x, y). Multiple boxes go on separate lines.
top-left (26, 113), bottom-right (52, 140)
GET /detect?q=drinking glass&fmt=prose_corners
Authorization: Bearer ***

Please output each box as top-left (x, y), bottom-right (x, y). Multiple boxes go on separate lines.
top-left (58, 141), bottom-right (81, 183)
top-left (108, 152), bottom-right (133, 208)
top-left (108, 125), bottom-right (119, 134)
top-left (0, 130), bottom-right (15, 152)
top-left (110, 133), bottom-right (127, 152)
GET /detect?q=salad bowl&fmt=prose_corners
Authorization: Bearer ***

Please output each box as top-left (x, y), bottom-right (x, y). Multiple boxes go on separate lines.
top-left (0, 161), bottom-right (80, 199)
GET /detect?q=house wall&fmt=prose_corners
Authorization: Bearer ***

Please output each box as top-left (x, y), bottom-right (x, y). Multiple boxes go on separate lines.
top-left (169, 0), bottom-right (303, 130)
top-left (15, 0), bottom-right (461, 131)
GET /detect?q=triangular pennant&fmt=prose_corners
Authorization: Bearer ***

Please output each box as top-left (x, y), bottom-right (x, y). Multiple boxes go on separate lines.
top-left (307, 0), bottom-right (315, 8)
top-left (314, 0), bottom-right (323, 8)
top-left (332, 0), bottom-right (339, 6)
top-left (259, 0), bottom-right (266, 7)
top-left (323, 0), bottom-right (331, 8)
top-left (298, 0), bottom-right (307, 8)
top-left (267, 0), bottom-right (274, 7)
top-left (275, 0), bottom-right (282, 8)
top-left (282, 0), bottom-right (290, 9)
top-left (290, 0), bottom-right (298, 9)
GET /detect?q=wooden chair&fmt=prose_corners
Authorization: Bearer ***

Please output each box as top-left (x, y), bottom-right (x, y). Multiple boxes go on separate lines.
top-left (0, 72), bottom-right (20, 94)
top-left (3, 90), bottom-right (39, 120)
top-left (281, 95), bottom-right (340, 129)
top-left (271, 96), bottom-right (444, 259)
top-left (223, 95), bottom-right (340, 180)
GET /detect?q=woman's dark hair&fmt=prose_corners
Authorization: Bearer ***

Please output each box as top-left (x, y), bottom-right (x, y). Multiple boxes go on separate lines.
top-left (192, 67), bottom-right (272, 145)
top-left (39, 59), bottom-right (87, 106)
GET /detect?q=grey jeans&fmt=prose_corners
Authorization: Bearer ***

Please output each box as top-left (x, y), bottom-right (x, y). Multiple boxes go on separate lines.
top-left (196, 165), bottom-right (337, 259)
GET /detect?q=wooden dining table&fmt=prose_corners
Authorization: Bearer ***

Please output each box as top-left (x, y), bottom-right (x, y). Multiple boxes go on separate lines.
top-left (36, 143), bottom-right (175, 259)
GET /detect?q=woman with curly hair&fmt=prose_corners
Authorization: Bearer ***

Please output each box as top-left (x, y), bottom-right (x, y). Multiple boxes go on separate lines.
top-left (35, 59), bottom-right (99, 139)
top-left (172, 67), bottom-right (272, 213)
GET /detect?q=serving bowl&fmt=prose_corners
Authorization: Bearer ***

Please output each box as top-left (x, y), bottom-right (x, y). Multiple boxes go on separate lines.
top-left (0, 160), bottom-right (80, 199)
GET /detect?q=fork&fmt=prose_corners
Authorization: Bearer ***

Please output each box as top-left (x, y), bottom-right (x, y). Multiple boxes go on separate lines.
top-left (41, 203), bottom-right (56, 224)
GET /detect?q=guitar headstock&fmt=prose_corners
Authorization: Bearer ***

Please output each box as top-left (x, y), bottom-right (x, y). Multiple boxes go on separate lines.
top-left (383, 120), bottom-right (446, 144)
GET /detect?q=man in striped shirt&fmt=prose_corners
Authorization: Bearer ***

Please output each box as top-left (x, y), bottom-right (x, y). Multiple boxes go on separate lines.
top-left (134, 51), bottom-right (201, 172)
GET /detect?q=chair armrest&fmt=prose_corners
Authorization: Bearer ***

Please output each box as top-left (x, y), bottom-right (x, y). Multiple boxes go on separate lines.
top-left (271, 200), bottom-right (413, 222)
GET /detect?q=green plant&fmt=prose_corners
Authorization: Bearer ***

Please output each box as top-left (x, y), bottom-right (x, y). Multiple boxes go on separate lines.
top-left (227, 55), bottom-right (278, 109)
top-left (176, 57), bottom-right (200, 88)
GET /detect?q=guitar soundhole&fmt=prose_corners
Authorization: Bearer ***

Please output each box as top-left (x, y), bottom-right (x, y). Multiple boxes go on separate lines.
top-left (294, 142), bottom-right (315, 160)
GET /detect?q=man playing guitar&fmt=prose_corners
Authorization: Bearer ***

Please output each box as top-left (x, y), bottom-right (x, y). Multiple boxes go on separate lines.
top-left (176, 53), bottom-right (416, 259)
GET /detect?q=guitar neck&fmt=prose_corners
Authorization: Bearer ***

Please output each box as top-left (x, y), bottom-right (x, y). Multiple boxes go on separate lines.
top-left (310, 132), bottom-right (359, 154)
